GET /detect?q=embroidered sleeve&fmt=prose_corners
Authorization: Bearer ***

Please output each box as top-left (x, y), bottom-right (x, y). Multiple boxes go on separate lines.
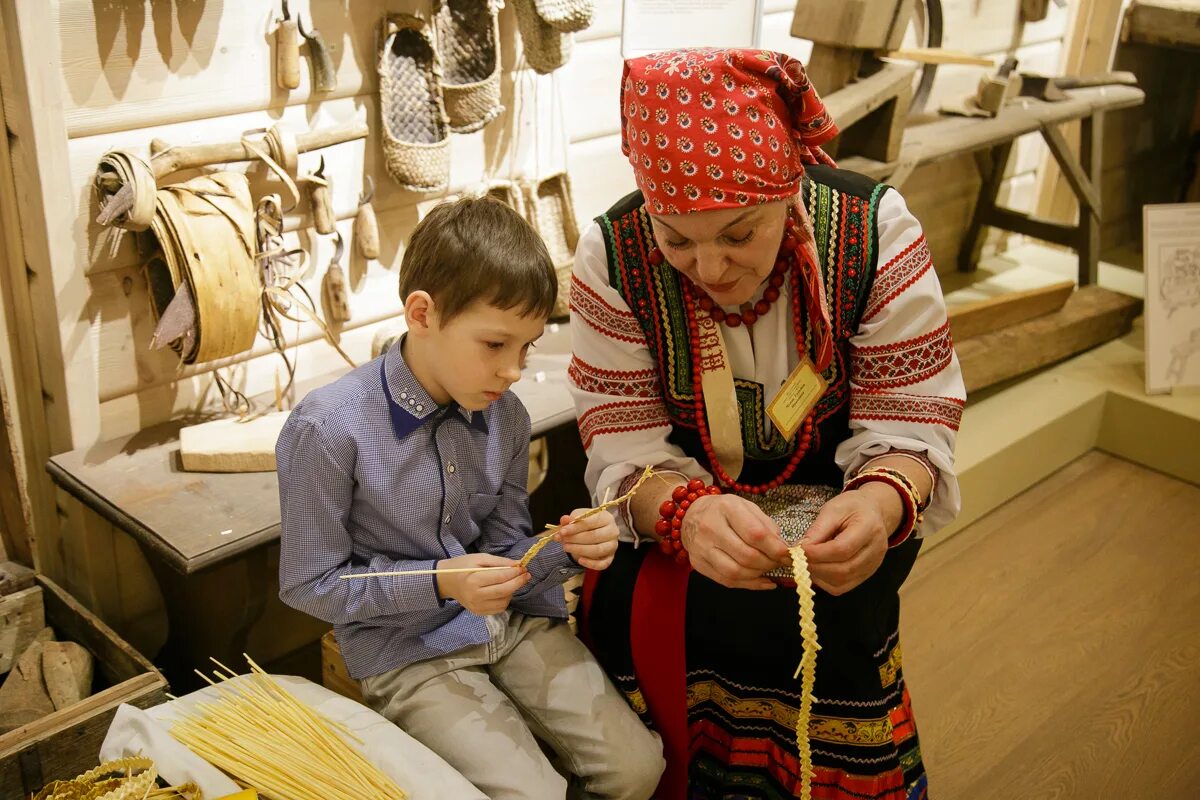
top-left (569, 222), bottom-right (711, 543)
top-left (836, 188), bottom-right (966, 535)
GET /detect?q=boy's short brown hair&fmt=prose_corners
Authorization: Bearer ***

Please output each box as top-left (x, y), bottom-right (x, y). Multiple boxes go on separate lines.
top-left (398, 196), bottom-right (557, 324)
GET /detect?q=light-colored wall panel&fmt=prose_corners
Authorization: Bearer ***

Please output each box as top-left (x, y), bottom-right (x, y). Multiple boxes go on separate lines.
top-left (57, 0), bottom-right (405, 138)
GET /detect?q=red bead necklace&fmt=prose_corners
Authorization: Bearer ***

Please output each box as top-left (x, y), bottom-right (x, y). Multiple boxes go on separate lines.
top-left (681, 250), bottom-right (817, 495)
top-left (649, 216), bottom-right (801, 328)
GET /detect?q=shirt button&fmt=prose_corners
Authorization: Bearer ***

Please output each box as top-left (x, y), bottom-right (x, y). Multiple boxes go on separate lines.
top-left (400, 392), bottom-right (408, 399)
top-left (447, 463), bottom-right (456, 473)
top-left (407, 398), bottom-right (415, 405)
top-left (444, 514), bottom-right (452, 524)
top-left (416, 404), bottom-right (424, 412)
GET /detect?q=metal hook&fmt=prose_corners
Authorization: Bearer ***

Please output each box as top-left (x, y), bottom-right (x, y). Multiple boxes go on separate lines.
top-left (314, 155), bottom-right (326, 180)
top-left (358, 176), bottom-right (375, 206)
top-left (297, 13), bottom-right (315, 42)
top-left (330, 230), bottom-right (345, 266)
top-left (281, 0), bottom-right (291, 21)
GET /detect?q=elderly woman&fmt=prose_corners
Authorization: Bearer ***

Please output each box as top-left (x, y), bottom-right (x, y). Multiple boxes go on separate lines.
top-left (568, 48), bottom-right (965, 799)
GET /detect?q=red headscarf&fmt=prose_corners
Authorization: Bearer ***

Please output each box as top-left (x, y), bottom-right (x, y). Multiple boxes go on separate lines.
top-left (621, 48), bottom-right (839, 371)
top-left (621, 48), bottom-right (838, 214)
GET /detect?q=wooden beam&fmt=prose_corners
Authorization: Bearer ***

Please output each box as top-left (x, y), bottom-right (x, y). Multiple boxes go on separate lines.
top-left (948, 280), bottom-right (1076, 341)
top-left (1033, 0), bottom-right (1127, 223)
top-left (790, 0), bottom-right (908, 50)
top-left (1121, 0), bottom-right (1200, 51)
top-left (806, 44), bottom-right (864, 97)
top-left (959, 142), bottom-right (1014, 272)
top-left (823, 62), bottom-right (916, 131)
top-left (0, 0), bottom-right (67, 576)
top-left (956, 286), bottom-right (1142, 393)
top-left (1040, 123), bottom-right (1102, 217)
top-left (981, 206), bottom-right (1078, 247)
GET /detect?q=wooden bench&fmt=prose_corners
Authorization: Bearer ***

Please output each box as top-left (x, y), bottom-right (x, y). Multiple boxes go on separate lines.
top-left (839, 84), bottom-right (1146, 287)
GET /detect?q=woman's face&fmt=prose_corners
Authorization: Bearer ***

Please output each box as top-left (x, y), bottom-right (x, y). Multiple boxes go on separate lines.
top-left (649, 198), bottom-right (791, 307)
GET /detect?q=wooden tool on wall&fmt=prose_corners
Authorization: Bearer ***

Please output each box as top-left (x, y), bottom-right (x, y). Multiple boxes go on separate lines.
top-left (355, 177), bottom-right (380, 260)
top-left (322, 231), bottom-right (352, 325)
top-left (303, 156), bottom-right (336, 235)
top-left (275, 0), bottom-right (301, 90)
top-left (299, 14), bottom-right (337, 93)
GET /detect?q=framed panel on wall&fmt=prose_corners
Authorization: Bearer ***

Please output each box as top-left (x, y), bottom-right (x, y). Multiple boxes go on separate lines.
top-left (621, 0), bottom-right (764, 59)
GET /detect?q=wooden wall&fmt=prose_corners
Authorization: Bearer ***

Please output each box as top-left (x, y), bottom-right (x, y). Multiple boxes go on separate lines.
top-left (0, 0), bottom-right (1068, 657)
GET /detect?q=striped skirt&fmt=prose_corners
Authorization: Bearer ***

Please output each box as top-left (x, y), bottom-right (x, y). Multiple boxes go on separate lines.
top-left (582, 537), bottom-right (927, 800)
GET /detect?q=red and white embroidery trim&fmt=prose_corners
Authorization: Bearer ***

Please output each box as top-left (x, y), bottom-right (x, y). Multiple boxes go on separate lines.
top-left (851, 321), bottom-right (955, 390)
top-left (568, 356), bottom-right (660, 398)
top-left (570, 276), bottom-right (645, 344)
top-left (578, 399), bottom-right (671, 450)
top-left (862, 237), bottom-right (932, 323)
top-left (850, 391), bottom-right (965, 432)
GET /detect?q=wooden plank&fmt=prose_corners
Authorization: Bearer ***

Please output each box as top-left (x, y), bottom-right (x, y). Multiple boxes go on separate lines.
top-left (981, 205), bottom-right (1077, 246)
top-left (789, 0), bottom-right (907, 50)
top-left (0, 586), bottom-right (43, 674)
top-left (904, 453), bottom-right (1200, 797)
top-left (0, 575), bottom-right (166, 798)
top-left (955, 286), bottom-right (1142, 392)
top-left (58, 0), bottom-right (383, 138)
top-left (0, 561), bottom-right (34, 596)
top-left (0, 0), bottom-right (81, 589)
top-left (0, 672), bottom-right (165, 798)
top-left (36, 575), bottom-right (158, 684)
top-left (948, 280), bottom-right (1075, 340)
top-left (1040, 122), bottom-right (1102, 215)
top-left (823, 62), bottom-right (915, 132)
top-left (320, 629), bottom-right (363, 703)
top-left (1122, 0), bottom-right (1200, 51)
top-left (1033, 0), bottom-right (1127, 223)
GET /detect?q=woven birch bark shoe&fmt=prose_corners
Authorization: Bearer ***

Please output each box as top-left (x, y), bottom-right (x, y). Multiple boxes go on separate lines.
top-left (509, 0), bottom-right (573, 74)
top-left (524, 171), bottom-right (580, 320)
top-left (379, 15), bottom-right (451, 191)
top-left (485, 178), bottom-right (527, 219)
top-left (533, 0), bottom-right (595, 33)
top-left (435, 0), bottom-right (504, 133)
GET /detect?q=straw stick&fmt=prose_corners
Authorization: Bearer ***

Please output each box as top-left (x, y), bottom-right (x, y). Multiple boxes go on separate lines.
top-left (340, 565), bottom-right (515, 579)
top-left (542, 465), bottom-right (658, 532)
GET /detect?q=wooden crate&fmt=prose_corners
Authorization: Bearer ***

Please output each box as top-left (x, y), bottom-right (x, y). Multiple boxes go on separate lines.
top-left (321, 629), bottom-right (364, 704)
top-left (0, 576), bottom-right (168, 799)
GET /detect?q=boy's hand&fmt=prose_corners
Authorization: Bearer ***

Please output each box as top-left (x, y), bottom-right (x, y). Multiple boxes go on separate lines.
top-left (555, 509), bottom-right (620, 571)
top-left (436, 553), bottom-right (529, 616)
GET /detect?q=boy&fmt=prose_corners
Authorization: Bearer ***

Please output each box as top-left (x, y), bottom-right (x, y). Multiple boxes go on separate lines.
top-left (276, 197), bottom-right (664, 799)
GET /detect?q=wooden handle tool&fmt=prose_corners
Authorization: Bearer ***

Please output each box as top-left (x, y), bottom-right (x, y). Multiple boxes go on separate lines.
top-left (299, 14), bottom-right (337, 93)
top-left (354, 176), bottom-right (380, 260)
top-left (275, 0), bottom-right (300, 90)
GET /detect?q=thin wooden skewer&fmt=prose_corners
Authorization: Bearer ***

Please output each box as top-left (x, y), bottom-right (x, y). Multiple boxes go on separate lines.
top-left (340, 566), bottom-right (516, 579)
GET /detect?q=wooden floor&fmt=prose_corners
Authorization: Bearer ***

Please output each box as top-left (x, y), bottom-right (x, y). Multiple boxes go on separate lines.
top-left (900, 451), bottom-right (1200, 799)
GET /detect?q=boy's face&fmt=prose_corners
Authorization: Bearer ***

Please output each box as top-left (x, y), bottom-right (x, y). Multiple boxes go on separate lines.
top-left (423, 301), bottom-right (547, 411)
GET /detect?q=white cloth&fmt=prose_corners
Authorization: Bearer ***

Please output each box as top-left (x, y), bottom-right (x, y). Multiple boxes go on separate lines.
top-left (99, 674), bottom-right (487, 800)
top-left (567, 188), bottom-right (965, 541)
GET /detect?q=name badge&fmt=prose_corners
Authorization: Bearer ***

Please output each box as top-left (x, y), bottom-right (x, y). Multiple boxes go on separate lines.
top-left (767, 357), bottom-right (827, 440)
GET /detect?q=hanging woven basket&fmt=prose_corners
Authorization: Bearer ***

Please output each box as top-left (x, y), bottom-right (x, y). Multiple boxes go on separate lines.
top-left (379, 14), bottom-right (452, 191)
top-left (435, 0), bottom-right (505, 133)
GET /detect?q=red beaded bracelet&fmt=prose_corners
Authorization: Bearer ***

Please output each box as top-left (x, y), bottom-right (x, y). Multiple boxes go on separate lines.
top-left (655, 478), bottom-right (722, 563)
top-left (843, 468), bottom-right (922, 547)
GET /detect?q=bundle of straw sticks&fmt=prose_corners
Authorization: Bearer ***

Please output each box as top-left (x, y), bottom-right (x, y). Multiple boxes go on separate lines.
top-left (170, 656), bottom-right (408, 800)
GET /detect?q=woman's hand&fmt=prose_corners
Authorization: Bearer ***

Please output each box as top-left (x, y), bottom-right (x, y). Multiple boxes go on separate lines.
top-left (555, 509), bottom-right (620, 570)
top-left (680, 494), bottom-right (790, 590)
top-left (798, 483), bottom-right (901, 595)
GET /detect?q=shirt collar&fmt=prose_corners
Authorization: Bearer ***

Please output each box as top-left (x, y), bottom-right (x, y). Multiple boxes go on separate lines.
top-left (381, 338), bottom-right (488, 439)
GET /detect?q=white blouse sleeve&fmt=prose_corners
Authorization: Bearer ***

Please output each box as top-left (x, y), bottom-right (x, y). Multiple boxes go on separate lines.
top-left (568, 222), bottom-right (711, 543)
top-left (835, 188), bottom-right (967, 535)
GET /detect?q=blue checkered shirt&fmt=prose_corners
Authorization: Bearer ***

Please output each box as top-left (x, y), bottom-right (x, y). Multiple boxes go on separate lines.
top-left (276, 340), bottom-right (578, 680)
